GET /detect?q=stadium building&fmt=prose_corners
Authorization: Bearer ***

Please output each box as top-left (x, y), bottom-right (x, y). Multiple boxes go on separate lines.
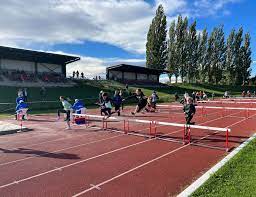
top-left (106, 64), bottom-right (169, 86)
top-left (0, 46), bottom-right (80, 86)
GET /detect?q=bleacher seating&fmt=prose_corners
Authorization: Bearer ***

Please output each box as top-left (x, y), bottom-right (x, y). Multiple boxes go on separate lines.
top-left (38, 72), bottom-right (67, 83)
top-left (0, 70), bottom-right (67, 84)
top-left (1, 70), bottom-right (37, 82)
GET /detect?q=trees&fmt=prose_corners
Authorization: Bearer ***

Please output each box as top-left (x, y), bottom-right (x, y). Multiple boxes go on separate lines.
top-left (240, 32), bottom-right (252, 85)
top-left (233, 27), bottom-right (244, 84)
top-left (225, 29), bottom-right (236, 84)
top-left (197, 29), bottom-right (208, 82)
top-left (146, 5), bottom-right (167, 70)
top-left (167, 21), bottom-right (179, 82)
top-left (209, 26), bottom-right (226, 84)
top-left (186, 21), bottom-right (198, 83)
top-left (147, 6), bottom-right (252, 85)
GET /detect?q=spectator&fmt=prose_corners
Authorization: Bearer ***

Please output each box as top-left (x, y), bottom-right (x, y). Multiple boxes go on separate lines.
top-left (224, 91), bottom-right (230, 98)
top-left (247, 90), bottom-right (251, 97)
top-left (174, 92), bottom-right (179, 102)
top-left (18, 89), bottom-right (23, 97)
top-left (151, 90), bottom-right (159, 111)
top-left (184, 92), bottom-right (189, 101)
top-left (81, 72), bottom-right (84, 79)
top-left (192, 92), bottom-right (196, 103)
top-left (23, 88), bottom-right (28, 102)
top-left (241, 91), bottom-right (246, 98)
top-left (203, 92), bottom-right (207, 100)
top-left (40, 87), bottom-right (46, 101)
top-left (73, 71), bottom-right (76, 78)
top-left (76, 71), bottom-right (79, 78)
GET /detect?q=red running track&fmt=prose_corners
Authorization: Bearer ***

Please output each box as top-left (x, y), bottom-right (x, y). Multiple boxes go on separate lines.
top-left (0, 104), bottom-right (255, 197)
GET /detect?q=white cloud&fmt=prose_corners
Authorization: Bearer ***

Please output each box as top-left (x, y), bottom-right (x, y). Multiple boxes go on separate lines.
top-left (66, 55), bottom-right (146, 79)
top-left (155, 0), bottom-right (187, 14)
top-left (0, 0), bottom-right (242, 57)
top-left (0, 0), bottom-right (150, 54)
top-left (192, 0), bottom-right (242, 17)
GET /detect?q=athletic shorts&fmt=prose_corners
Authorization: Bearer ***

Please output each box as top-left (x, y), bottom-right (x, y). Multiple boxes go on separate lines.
top-left (137, 101), bottom-right (147, 112)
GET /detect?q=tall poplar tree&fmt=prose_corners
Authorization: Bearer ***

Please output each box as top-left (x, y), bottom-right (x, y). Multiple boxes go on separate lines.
top-left (186, 21), bottom-right (198, 83)
top-left (225, 29), bottom-right (236, 84)
top-left (240, 32), bottom-right (252, 85)
top-left (167, 21), bottom-right (179, 82)
top-left (146, 5), bottom-right (167, 69)
top-left (197, 29), bottom-right (208, 82)
top-left (233, 27), bottom-right (243, 84)
top-left (175, 15), bottom-right (188, 82)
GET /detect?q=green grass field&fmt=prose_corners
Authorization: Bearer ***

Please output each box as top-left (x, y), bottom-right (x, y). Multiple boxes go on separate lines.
top-left (0, 80), bottom-right (255, 114)
top-left (192, 138), bottom-right (256, 197)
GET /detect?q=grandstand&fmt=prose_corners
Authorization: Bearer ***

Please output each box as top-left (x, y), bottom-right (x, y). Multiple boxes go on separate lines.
top-left (0, 46), bottom-right (80, 87)
top-left (106, 64), bottom-right (170, 87)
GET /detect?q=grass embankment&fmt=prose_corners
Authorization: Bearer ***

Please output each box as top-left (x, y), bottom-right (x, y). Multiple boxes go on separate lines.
top-left (192, 137), bottom-right (256, 197)
top-left (0, 80), bottom-right (255, 115)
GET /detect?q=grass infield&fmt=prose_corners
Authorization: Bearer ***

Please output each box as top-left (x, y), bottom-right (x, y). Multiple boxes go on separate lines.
top-left (192, 137), bottom-right (256, 197)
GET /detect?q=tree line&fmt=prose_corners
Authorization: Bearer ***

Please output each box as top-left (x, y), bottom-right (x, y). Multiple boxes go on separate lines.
top-left (146, 5), bottom-right (252, 85)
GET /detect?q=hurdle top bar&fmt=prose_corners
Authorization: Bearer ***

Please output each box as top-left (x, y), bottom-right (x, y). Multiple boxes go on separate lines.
top-left (157, 104), bottom-right (256, 111)
top-left (197, 100), bottom-right (256, 104)
top-left (157, 121), bottom-right (230, 132)
top-left (73, 113), bottom-right (231, 132)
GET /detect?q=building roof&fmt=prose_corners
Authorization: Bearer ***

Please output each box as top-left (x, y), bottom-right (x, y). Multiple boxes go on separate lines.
top-left (107, 64), bottom-right (170, 75)
top-left (0, 46), bottom-right (80, 65)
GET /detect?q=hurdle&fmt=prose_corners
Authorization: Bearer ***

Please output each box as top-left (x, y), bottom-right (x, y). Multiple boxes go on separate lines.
top-left (72, 113), bottom-right (231, 152)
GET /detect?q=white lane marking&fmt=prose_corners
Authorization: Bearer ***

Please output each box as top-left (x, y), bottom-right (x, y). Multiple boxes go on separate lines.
top-left (0, 110), bottom-right (243, 190)
top-left (0, 115), bottom-right (172, 166)
top-left (72, 145), bottom-right (188, 197)
top-left (71, 112), bottom-right (250, 196)
top-left (89, 184), bottom-right (101, 191)
top-left (177, 133), bottom-right (256, 197)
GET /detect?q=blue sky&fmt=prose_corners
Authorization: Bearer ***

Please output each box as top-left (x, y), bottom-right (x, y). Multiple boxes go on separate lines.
top-left (0, 0), bottom-right (255, 80)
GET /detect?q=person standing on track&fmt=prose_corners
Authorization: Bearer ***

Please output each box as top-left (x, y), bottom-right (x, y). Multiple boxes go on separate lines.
top-left (112, 90), bottom-right (122, 116)
top-left (57, 96), bottom-right (72, 130)
top-left (151, 90), bottom-right (159, 111)
top-left (123, 88), bottom-right (148, 116)
top-left (119, 89), bottom-right (124, 110)
top-left (15, 100), bottom-right (29, 120)
top-left (183, 97), bottom-right (196, 135)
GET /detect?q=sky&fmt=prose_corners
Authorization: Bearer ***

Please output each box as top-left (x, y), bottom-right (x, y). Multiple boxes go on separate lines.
top-left (0, 0), bottom-right (255, 82)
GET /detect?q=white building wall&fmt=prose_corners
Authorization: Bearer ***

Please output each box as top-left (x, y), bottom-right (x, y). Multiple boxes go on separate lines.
top-left (37, 63), bottom-right (62, 73)
top-left (1, 59), bottom-right (35, 72)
